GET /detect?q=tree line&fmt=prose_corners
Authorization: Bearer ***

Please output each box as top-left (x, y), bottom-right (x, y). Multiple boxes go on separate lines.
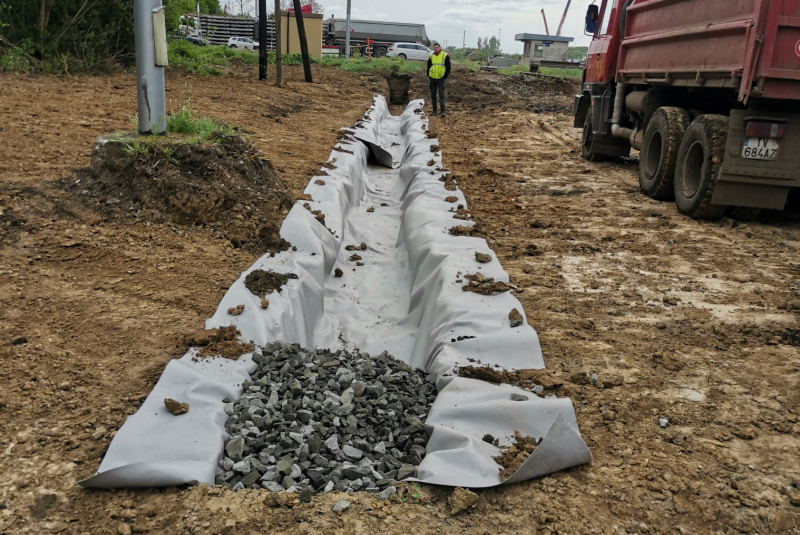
top-left (0, 0), bottom-right (319, 71)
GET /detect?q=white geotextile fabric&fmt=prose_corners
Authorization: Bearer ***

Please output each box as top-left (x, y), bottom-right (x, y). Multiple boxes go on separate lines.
top-left (81, 96), bottom-right (591, 489)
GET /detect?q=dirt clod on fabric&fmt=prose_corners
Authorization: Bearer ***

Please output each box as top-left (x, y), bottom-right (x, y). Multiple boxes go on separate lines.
top-left (453, 208), bottom-right (471, 220)
top-left (462, 272), bottom-right (512, 295)
top-left (188, 326), bottom-right (254, 360)
top-left (475, 252), bottom-right (491, 263)
top-left (164, 398), bottom-right (189, 415)
top-left (445, 196), bottom-right (458, 203)
top-left (449, 225), bottom-right (479, 237)
top-left (227, 304), bottom-right (245, 316)
top-left (494, 431), bottom-right (541, 481)
top-left (244, 269), bottom-right (299, 296)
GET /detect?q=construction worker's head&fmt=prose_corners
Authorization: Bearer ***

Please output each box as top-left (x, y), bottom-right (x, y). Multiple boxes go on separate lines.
top-left (433, 42), bottom-right (441, 53)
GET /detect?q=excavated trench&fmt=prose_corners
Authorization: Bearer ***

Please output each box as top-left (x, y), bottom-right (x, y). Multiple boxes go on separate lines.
top-left (81, 97), bottom-right (591, 490)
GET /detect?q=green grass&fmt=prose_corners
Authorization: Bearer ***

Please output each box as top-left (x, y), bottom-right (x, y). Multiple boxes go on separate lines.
top-left (166, 106), bottom-right (235, 138)
top-left (168, 40), bottom-right (310, 75)
top-left (167, 39), bottom-right (260, 75)
top-left (497, 65), bottom-right (529, 75)
top-left (116, 106), bottom-right (236, 160)
top-left (167, 40), bottom-right (425, 75)
top-left (316, 55), bottom-right (422, 73)
top-left (539, 66), bottom-right (583, 78)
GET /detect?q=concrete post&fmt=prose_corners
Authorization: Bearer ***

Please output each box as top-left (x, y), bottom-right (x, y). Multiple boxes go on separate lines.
top-left (134, 0), bottom-right (167, 135)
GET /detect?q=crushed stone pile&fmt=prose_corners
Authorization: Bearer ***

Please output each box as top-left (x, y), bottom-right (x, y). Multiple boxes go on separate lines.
top-left (216, 342), bottom-right (437, 498)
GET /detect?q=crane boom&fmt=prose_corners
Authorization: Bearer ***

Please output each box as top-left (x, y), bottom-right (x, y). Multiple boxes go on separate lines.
top-left (541, 9), bottom-right (550, 36)
top-left (556, 0), bottom-right (571, 36)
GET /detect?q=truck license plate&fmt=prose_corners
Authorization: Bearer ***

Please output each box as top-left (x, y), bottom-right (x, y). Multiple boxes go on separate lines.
top-left (742, 138), bottom-right (779, 160)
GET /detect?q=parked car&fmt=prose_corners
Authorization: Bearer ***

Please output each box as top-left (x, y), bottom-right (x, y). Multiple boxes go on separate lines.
top-left (386, 42), bottom-right (432, 61)
top-left (227, 36), bottom-right (259, 50)
top-left (172, 33), bottom-right (208, 46)
top-left (186, 34), bottom-right (208, 46)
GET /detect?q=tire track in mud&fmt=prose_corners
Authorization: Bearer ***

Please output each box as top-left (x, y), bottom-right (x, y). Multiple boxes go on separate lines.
top-left (435, 106), bottom-right (800, 533)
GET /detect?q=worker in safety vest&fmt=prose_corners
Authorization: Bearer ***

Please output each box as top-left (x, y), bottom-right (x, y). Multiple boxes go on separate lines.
top-left (427, 42), bottom-right (451, 117)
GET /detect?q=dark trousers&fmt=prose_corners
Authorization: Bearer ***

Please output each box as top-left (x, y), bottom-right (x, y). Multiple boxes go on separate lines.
top-left (429, 78), bottom-right (446, 112)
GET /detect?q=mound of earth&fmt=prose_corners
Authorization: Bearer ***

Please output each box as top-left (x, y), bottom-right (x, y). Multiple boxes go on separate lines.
top-left (66, 134), bottom-right (293, 254)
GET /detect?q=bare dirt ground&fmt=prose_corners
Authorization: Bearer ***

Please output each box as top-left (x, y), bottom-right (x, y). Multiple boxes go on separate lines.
top-left (1, 62), bottom-right (799, 534)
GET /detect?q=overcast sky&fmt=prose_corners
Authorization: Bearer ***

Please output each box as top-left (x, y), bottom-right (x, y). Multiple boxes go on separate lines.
top-left (223, 0), bottom-right (595, 54)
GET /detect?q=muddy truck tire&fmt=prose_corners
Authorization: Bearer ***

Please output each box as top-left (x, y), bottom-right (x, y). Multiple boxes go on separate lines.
top-left (674, 114), bottom-right (729, 219)
top-left (639, 106), bottom-right (690, 201)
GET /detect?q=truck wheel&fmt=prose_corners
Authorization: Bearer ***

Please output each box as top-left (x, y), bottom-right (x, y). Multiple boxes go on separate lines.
top-left (673, 115), bottom-right (729, 219)
top-left (375, 47), bottom-right (387, 58)
top-left (581, 111), bottom-right (609, 162)
top-left (639, 107), bottom-right (689, 201)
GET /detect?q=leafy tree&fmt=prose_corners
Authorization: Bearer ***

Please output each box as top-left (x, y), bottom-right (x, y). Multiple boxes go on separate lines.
top-left (2, 0), bottom-right (136, 68)
top-left (164, 0), bottom-right (222, 31)
top-left (231, 0), bottom-right (254, 16)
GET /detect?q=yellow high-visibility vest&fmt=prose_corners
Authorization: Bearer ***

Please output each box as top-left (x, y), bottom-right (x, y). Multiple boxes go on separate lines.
top-left (429, 52), bottom-right (448, 79)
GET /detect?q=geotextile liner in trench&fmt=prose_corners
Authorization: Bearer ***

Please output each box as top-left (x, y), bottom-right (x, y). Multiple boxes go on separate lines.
top-left (81, 95), bottom-right (591, 489)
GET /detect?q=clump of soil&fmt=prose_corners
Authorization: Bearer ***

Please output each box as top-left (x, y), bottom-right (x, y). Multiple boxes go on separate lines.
top-left (494, 430), bottom-right (540, 481)
top-left (447, 488), bottom-right (480, 515)
top-left (188, 326), bottom-right (255, 359)
top-left (453, 208), bottom-right (471, 221)
top-left (164, 398), bottom-right (189, 415)
top-left (459, 365), bottom-right (518, 384)
top-left (462, 272), bottom-right (511, 295)
top-left (244, 269), bottom-right (299, 296)
top-left (449, 225), bottom-right (479, 237)
top-left (68, 134), bottom-right (293, 254)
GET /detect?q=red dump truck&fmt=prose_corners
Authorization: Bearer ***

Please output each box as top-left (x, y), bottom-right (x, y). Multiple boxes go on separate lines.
top-left (575, 0), bottom-right (800, 218)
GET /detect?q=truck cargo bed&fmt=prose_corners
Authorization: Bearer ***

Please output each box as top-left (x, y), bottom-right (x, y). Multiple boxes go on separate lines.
top-left (617, 0), bottom-right (800, 103)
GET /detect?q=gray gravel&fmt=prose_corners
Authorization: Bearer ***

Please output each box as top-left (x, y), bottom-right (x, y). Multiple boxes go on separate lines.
top-left (216, 341), bottom-right (437, 496)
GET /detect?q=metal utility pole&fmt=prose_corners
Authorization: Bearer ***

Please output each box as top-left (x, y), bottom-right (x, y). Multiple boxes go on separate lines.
top-left (258, 0), bottom-right (267, 80)
top-left (345, 0), bottom-right (352, 59)
top-left (292, 0), bottom-right (313, 82)
top-left (462, 31), bottom-right (465, 48)
top-left (134, 0), bottom-right (167, 135)
top-left (275, 0), bottom-right (283, 85)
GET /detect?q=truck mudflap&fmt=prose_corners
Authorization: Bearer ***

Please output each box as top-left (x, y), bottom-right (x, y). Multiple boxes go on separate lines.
top-left (713, 109), bottom-right (800, 209)
top-left (574, 94), bottom-right (590, 128)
